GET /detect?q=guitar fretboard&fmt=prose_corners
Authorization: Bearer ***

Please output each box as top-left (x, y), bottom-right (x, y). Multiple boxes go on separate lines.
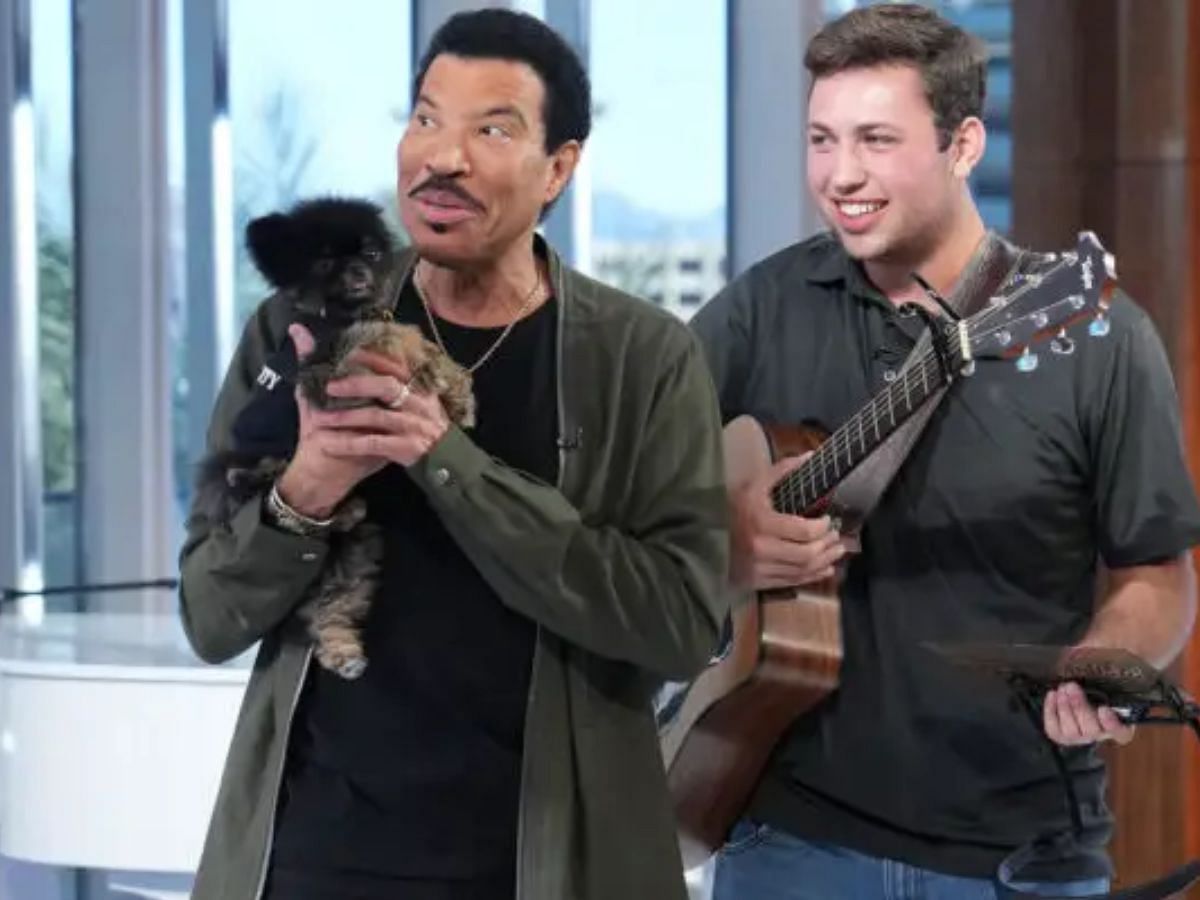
top-left (770, 346), bottom-right (950, 516)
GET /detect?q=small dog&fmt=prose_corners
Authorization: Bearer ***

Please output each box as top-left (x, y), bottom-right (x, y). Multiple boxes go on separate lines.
top-left (194, 197), bottom-right (475, 679)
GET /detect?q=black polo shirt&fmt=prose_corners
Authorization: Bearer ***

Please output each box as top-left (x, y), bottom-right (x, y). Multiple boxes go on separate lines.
top-left (690, 232), bottom-right (1200, 881)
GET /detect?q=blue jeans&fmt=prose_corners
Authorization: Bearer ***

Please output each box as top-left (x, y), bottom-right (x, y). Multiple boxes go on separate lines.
top-left (712, 820), bottom-right (1109, 900)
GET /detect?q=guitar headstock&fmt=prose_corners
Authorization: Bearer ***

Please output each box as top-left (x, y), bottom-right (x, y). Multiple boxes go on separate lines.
top-left (962, 231), bottom-right (1115, 373)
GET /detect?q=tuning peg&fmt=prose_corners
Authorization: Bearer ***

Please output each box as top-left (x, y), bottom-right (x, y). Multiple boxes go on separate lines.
top-left (1089, 315), bottom-right (1111, 338)
top-left (1051, 329), bottom-right (1075, 356)
top-left (1016, 347), bottom-right (1039, 373)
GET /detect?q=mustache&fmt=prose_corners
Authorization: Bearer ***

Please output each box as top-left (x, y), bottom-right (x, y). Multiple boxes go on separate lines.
top-left (408, 177), bottom-right (483, 210)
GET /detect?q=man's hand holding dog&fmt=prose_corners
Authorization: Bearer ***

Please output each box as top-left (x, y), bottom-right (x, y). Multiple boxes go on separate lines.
top-left (317, 345), bottom-right (451, 470)
top-left (276, 324), bottom-right (392, 519)
top-left (279, 324), bottom-right (453, 519)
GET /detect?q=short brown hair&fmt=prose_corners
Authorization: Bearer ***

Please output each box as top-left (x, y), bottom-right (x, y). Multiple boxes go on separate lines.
top-left (805, 3), bottom-right (987, 150)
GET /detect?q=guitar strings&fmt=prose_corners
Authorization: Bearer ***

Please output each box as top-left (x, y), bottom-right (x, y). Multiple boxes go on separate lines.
top-left (770, 255), bottom-right (1079, 516)
top-left (771, 347), bottom-right (944, 515)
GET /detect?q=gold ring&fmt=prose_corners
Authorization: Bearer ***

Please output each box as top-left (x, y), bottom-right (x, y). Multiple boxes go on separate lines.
top-left (387, 383), bottom-right (411, 410)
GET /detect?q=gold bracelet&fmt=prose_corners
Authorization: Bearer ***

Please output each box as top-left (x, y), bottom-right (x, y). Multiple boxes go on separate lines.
top-left (265, 482), bottom-right (334, 536)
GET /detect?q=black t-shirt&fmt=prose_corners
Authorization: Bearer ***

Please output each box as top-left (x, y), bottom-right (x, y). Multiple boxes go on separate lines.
top-left (267, 281), bottom-right (558, 898)
top-left (690, 232), bottom-right (1200, 881)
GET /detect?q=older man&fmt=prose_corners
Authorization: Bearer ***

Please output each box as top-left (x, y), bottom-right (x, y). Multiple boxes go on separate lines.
top-left (180, 9), bottom-right (728, 900)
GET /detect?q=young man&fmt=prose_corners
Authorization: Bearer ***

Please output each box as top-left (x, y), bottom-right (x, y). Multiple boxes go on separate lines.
top-left (180, 10), bottom-right (728, 900)
top-left (690, 4), bottom-right (1200, 899)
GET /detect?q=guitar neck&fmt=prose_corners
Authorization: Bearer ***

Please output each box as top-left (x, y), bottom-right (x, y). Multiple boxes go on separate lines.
top-left (771, 346), bottom-right (950, 516)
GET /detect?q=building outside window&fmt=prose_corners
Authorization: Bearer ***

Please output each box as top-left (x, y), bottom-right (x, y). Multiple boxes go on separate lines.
top-left (32, 0), bottom-right (77, 589)
top-left (587, 0), bottom-right (728, 320)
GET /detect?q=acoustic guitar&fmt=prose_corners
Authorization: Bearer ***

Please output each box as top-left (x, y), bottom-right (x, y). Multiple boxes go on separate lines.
top-left (661, 232), bottom-right (1117, 869)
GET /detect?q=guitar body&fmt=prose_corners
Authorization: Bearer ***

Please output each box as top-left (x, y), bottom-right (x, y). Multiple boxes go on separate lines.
top-left (662, 415), bottom-right (844, 870)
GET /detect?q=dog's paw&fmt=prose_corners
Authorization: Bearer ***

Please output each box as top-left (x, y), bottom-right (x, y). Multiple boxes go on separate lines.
top-left (337, 657), bottom-right (368, 680)
top-left (316, 644), bottom-right (369, 680)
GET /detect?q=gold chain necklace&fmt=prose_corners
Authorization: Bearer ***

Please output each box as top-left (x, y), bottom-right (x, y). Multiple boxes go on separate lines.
top-left (413, 263), bottom-right (543, 375)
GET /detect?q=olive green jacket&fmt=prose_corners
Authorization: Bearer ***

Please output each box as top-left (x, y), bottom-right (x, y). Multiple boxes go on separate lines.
top-left (180, 239), bottom-right (729, 899)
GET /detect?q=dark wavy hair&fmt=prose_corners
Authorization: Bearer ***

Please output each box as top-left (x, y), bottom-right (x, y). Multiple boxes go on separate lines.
top-left (805, 3), bottom-right (987, 151)
top-left (413, 8), bottom-right (592, 154)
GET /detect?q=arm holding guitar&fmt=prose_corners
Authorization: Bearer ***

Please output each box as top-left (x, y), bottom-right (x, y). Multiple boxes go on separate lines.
top-left (729, 454), bottom-right (852, 591)
top-left (1045, 555), bottom-right (1197, 746)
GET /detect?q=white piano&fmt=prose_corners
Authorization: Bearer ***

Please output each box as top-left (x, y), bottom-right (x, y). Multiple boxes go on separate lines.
top-left (0, 607), bottom-right (715, 900)
top-left (0, 607), bottom-right (252, 899)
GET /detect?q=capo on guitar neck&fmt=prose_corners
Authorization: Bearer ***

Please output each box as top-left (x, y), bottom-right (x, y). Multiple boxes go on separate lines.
top-left (898, 285), bottom-right (971, 383)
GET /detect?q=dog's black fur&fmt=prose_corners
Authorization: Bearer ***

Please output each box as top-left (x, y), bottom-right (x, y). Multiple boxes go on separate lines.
top-left (230, 197), bottom-right (399, 459)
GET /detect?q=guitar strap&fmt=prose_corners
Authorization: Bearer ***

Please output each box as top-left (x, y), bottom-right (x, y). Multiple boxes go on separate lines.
top-left (828, 231), bottom-right (1026, 537)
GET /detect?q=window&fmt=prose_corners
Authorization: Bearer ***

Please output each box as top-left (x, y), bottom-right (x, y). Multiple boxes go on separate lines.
top-left (167, 2), bottom-right (411, 523)
top-left (587, 0), bottom-right (727, 320)
top-left (228, 0), bottom-right (412, 324)
top-left (941, 0), bottom-right (1012, 233)
top-left (32, 0), bottom-right (77, 588)
top-left (167, 0), bottom-right (187, 521)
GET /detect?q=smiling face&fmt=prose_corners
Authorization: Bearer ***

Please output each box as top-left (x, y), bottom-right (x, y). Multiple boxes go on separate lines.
top-left (397, 54), bottom-right (578, 269)
top-left (806, 63), bottom-right (974, 268)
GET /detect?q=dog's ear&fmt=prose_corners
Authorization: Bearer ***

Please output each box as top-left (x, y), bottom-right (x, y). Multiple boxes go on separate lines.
top-left (246, 212), bottom-right (307, 289)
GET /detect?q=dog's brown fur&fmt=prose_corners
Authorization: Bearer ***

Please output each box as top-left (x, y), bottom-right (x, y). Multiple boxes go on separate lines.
top-left (301, 321), bottom-right (476, 428)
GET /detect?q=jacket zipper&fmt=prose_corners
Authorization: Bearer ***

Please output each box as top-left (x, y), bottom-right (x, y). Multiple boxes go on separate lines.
top-left (253, 645), bottom-right (313, 900)
top-left (515, 247), bottom-right (570, 900)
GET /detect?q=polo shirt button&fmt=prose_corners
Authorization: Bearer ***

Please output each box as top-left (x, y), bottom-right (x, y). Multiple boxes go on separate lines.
top-left (301, 551), bottom-right (319, 562)
top-left (883, 369), bottom-right (898, 383)
top-left (434, 467), bottom-right (451, 486)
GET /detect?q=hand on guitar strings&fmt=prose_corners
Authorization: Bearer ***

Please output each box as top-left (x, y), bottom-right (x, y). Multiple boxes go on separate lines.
top-left (730, 453), bottom-right (858, 591)
top-left (1042, 680), bottom-right (1136, 747)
